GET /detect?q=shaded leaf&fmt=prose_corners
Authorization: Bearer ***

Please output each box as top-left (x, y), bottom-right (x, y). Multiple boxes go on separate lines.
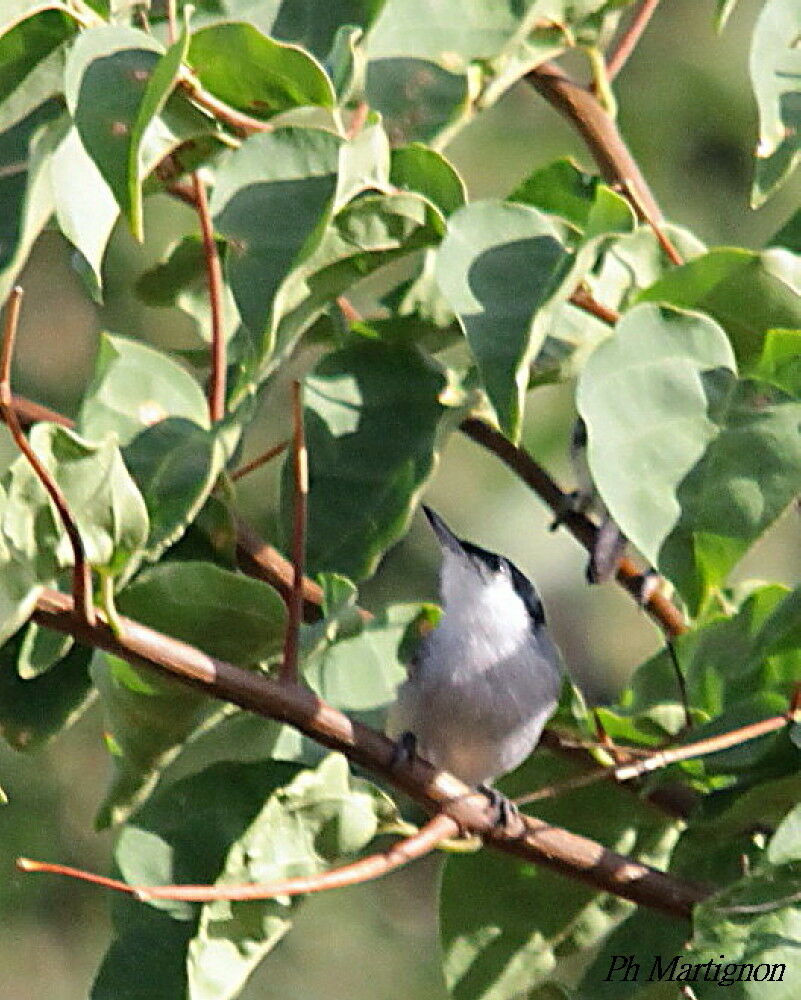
top-left (116, 561), bottom-right (287, 665)
top-left (293, 340), bottom-right (450, 581)
top-left (390, 143), bottom-right (466, 218)
top-left (123, 418), bottom-right (226, 562)
top-left (0, 102), bottom-right (61, 302)
top-left (0, 628), bottom-right (92, 751)
top-left (17, 619), bottom-right (73, 678)
top-left (210, 127), bottom-right (341, 355)
top-left (435, 201), bottom-right (572, 440)
top-left (365, 57), bottom-right (470, 145)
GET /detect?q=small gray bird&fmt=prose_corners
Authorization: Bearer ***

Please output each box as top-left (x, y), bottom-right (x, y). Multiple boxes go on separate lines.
top-left (388, 506), bottom-right (563, 789)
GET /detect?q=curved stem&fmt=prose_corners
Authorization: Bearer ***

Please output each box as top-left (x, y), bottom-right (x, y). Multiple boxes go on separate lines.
top-left (526, 60), bottom-right (663, 223)
top-left (191, 172), bottom-right (226, 423)
top-left (0, 291), bottom-right (95, 626)
top-left (606, 0), bottom-right (663, 83)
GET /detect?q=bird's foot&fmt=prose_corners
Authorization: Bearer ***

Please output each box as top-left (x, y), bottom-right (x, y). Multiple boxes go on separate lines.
top-left (478, 784), bottom-right (520, 831)
top-left (390, 731), bottom-right (418, 771)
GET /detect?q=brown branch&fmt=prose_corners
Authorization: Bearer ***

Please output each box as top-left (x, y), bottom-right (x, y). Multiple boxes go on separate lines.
top-left (0, 291), bottom-right (95, 626)
top-left (30, 586), bottom-right (707, 918)
top-left (606, 0), bottom-right (662, 82)
top-left (459, 417), bottom-right (687, 638)
top-left (280, 381), bottom-right (307, 683)
top-left (526, 60), bottom-right (663, 223)
top-left (165, 0), bottom-right (178, 45)
top-left (135, 814), bottom-right (458, 901)
top-left (179, 77), bottom-right (274, 137)
top-left (230, 440), bottom-right (289, 482)
top-left (518, 710), bottom-right (796, 806)
top-left (191, 172), bottom-right (227, 423)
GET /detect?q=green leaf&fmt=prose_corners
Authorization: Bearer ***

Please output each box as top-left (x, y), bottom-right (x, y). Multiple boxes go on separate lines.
top-left (187, 22), bottom-right (336, 120)
top-left (0, 103), bottom-right (61, 303)
top-left (441, 750), bottom-right (682, 1000)
top-left (390, 143), bottom-right (466, 218)
top-left (636, 248), bottom-right (801, 369)
top-left (749, 0), bottom-right (801, 204)
top-left (0, 483), bottom-right (43, 646)
top-left (5, 423), bottom-right (149, 578)
top-left (366, 0), bottom-right (535, 62)
top-left (96, 755), bottom-right (391, 998)
top-left (768, 803), bottom-right (801, 865)
top-left (435, 201), bottom-right (572, 440)
top-left (122, 419), bottom-right (226, 562)
top-left (17, 620), bottom-right (73, 678)
top-left (79, 333), bottom-right (209, 446)
top-left (51, 124), bottom-right (120, 290)
top-left (577, 303), bottom-right (801, 611)
top-left (365, 57), bottom-right (470, 145)
top-left (294, 340), bottom-right (450, 581)
top-left (64, 26), bottom-right (163, 237)
top-left (116, 561), bottom-right (287, 665)
top-left (0, 6), bottom-right (75, 111)
top-left (303, 602), bottom-right (429, 714)
top-left (91, 651), bottom-right (216, 827)
top-left (325, 24), bottom-right (367, 103)
top-left (752, 328), bottom-right (801, 396)
top-left (334, 115), bottom-right (391, 208)
top-left (509, 157), bottom-right (635, 239)
top-left (685, 863), bottom-right (801, 999)
top-left (0, 632), bottom-right (93, 751)
top-left (262, 0), bottom-right (388, 60)
top-left (64, 24), bottom-right (222, 240)
top-left (267, 190), bottom-right (444, 380)
top-left (210, 127), bottom-right (341, 355)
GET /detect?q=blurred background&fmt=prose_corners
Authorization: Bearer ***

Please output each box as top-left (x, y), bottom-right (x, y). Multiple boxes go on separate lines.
top-left (2, 1), bottom-right (800, 997)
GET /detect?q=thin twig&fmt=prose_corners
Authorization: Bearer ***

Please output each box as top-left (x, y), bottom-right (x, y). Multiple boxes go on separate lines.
top-left (517, 709), bottom-right (796, 806)
top-left (230, 440), bottom-right (289, 482)
top-left (191, 172), bottom-right (226, 423)
top-left (666, 640), bottom-right (693, 731)
top-left (135, 814), bottom-right (457, 901)
top-left (29, 585), bottom-right (708, 918)
top-left (526, 60), bottom-right (663, 223)
top-left (621, 178), bottom-right (683, 265)
top-left (459, 417), bottom-right (687, 638)
top-left (569, 286), bottom-right (620, 325)
top-left (606, 0), bottom-right (663, 82)
top-left (280, 381), bottom-right (307, 683)
top-left (179, 76), bottom-right (274, 136)
top-left (17, 858), bottom-right (135, 894)
top-left (18, 815), bottom-right (458, 903)
top-left (0, 291), bottom-right (95, 626)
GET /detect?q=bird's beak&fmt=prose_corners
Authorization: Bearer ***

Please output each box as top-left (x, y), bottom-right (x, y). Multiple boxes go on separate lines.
top-left (422, 506), bottom-right (465, 556)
